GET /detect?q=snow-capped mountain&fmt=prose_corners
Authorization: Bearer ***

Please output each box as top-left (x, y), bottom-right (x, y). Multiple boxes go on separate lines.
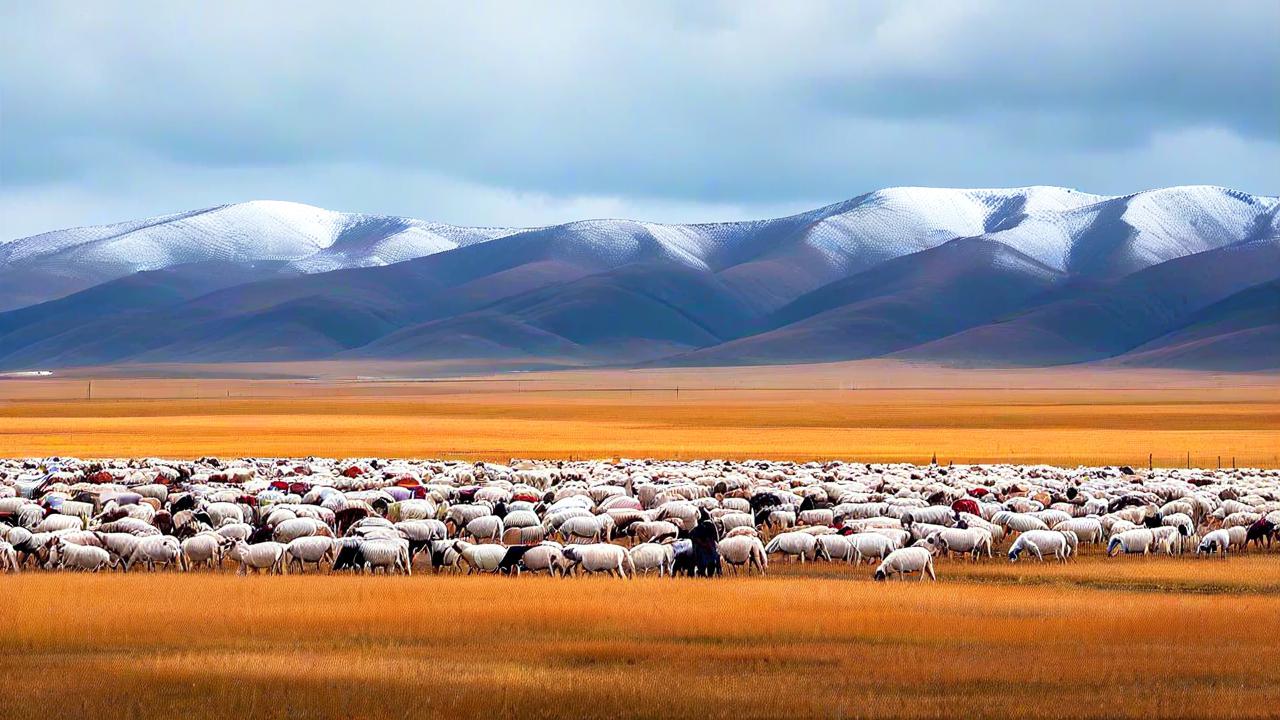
top-left (5, 187), bottom-right (1276, 312)
top-left (1, 186), bottom-right (1276, 372)
top-left (0, 201), bottom-right (518, 311)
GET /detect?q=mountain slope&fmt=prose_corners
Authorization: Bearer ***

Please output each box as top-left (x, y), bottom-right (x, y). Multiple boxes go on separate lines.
top-left (347, 262), bottom-right (763, 363)
top-left (0, 201), bottom-right (516, 311)
top-left (664, 238), bottom-right (1064, 365)
top-left (899, 238), bottom-right (1280, 367)
top-left (1, 185), bottom-right (1276, 371)
top-left (1112, 280), bottom-right (1280, 371)
top-left (8, 186), bottom-right (1273, 313)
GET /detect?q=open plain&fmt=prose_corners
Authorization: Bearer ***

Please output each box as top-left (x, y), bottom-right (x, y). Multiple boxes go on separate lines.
top-left (3, 362), bottom-right (1279, 720)
top-left (3, 555), bottom-right (1280, 720)
top-left (2, 362), bottom-right (1279, 467)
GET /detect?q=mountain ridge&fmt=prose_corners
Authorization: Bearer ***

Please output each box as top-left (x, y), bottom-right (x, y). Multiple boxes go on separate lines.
top-left (2, 185), bottom-right (1275, 372)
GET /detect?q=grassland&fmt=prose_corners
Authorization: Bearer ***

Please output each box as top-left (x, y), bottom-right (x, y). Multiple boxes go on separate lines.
top-left (2, 362), bottom-right (1278, 466)
top-left (3, 554), bottom-right (1278, 720)
top-left (3, 362), bottom-right (1279, 717)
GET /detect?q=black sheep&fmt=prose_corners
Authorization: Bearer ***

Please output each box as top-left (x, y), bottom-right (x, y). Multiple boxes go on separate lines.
top-left (1247, 519), bottom-right (1276, 549)
top-left (332, 540), bottom-right (366, 572)
top-left (497, 545), bottom-right (534, 574)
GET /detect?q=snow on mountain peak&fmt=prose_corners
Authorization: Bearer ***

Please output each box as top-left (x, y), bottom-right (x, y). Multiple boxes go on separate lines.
top-left (2, 186), bottom-right (1276, 312)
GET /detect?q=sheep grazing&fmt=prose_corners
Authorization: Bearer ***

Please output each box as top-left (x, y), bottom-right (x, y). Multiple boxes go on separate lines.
top-left (1009, 531), bottom-right (1072, 563)
top-left (843, 532), bottom-right (900, 564)
top-left (814, 534), bottom-right (858, 563)
top-left (926, 527), bottom-right (993, 561)
top-left (1106, 529), bottom-right (1155, 557)
top-left (560, 543), bottom-right (634, 578)
top-left (1054, 518), bottom-right (1105, 545)
top-left (180, 533), bottom-right (230, 571)
top-left (1246, 518), bottom-right (1276, 550)
top-left (628, 542), bottom-right (674, 576)
top-left (235, 541), bottom-right (288, 575)
top-left (47, 541), bottom-right (111, 572)
top-left (463, 515), bottom-right (504, 544)
top-left (518, 543), bottom-right (567, 577)
top-left (873, 547), bottom-right (937, 582)
top-left (272, 517), bottom-right (332, 544)
top-left (121, 535), bottom-right (182, 572)
top-left (0, 541), bottom-right (19, 573)
top-left (558, 515), bottom-right (613, 544)
top-left (718, 535), bottom-right (768, 574)
top-left (764, 531), bottom-right (818, 563)
top-left (286, 536), bottom-right (338, 573)
top-left (360, 538), bottom-right (411, 575)
top-left (1197, 529), bottom-right (1232, 557)
top-left (1, 456), bottom-right (1274, 582)
top-left (450, 540), bottom-right (507, 574)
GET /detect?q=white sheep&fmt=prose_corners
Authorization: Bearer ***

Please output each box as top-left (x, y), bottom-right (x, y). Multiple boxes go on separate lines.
top-left (463, 515), bottom-right (504, 544)
top-left (1009, 530), bottom-right (1071, 562)
top-left (873, 547), bottom-right (937, 581)
top-left (1106, 529), bottom-right (1155, 557)
top-left (519, 543), bottom-right (567, 576)
top-left (628, 542), bottom-right (674, 576)
top-left (450, 540), bottom-right (507, 574)
top-left (718, 535), bottom-right (768, 574)
top-left (47, 542), bottom-right (111, 572)
top-left (286, 536), bottom-right (339, 573)
top-left (122, 535), bottom-right (182, 572)
top-left (180, 532), bottom-right (229, 571)
top-left (558, 515), bottom-right (612, 544)
top-left (560, 543), bottom-right (634, 578)
top-left (927, 527), bottom-right (993, 561)
top-left (764, 531), bottom-right (818, 562)
top-left (272, 517), bottom-right (331, 544)
top-left (1053, 518), bottom-right (1105, 544)
top-left (0, 541), bottom-right (18, 573)
top-left (630, 520), bottom-right (681, 545)
top-left (846, 532), bottom-right (900, 563)
top-left (235, 541), bottom-right (288, 575)
top-left (815, 534), bottom-right (859, 563)
top-left (360, 537), bottom-right (411, 575)
top-left (1197, 529), bottom-right (1231, 557)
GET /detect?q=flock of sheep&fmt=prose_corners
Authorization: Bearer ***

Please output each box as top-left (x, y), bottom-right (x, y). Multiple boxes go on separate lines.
top-left (2, 457), bottom-right (1278, 580)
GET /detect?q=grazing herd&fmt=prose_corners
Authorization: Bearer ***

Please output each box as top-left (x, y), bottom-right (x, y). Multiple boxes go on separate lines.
top-left (1, 457), bottom-right (1277, 581)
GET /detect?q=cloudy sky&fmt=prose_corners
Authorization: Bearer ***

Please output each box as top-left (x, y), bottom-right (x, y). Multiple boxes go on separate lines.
top-left (2, 1), bottom-right (1277, 239)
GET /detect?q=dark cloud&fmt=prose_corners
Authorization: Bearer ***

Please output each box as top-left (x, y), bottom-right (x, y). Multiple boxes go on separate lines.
top-left (1, 1), bottom-right (1276, 237)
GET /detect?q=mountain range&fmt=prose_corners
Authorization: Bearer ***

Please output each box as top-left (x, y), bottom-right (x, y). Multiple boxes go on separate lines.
top-left (2, 185), bottom-right (1277, 372)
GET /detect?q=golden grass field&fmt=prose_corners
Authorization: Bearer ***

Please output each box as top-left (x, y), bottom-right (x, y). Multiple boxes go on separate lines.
top-left (3, 552), bottom-right (1279, 720)
top-left (1, 362), bottom-right (1279, 467)
top-left (3, 361), bottom-right (1279, 719)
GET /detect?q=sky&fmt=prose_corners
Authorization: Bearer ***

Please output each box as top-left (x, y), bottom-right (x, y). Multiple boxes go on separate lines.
top-left (2, 1), bottom-right (1277, 239)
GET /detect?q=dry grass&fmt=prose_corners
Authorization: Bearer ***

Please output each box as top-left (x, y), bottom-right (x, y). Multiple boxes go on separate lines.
top-left (4, 363), bottom-right (1279, 716)
top-left (2, 376), bottom-right (1278, 466)
top-left (3, 555), bottom-right (1279, 720)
